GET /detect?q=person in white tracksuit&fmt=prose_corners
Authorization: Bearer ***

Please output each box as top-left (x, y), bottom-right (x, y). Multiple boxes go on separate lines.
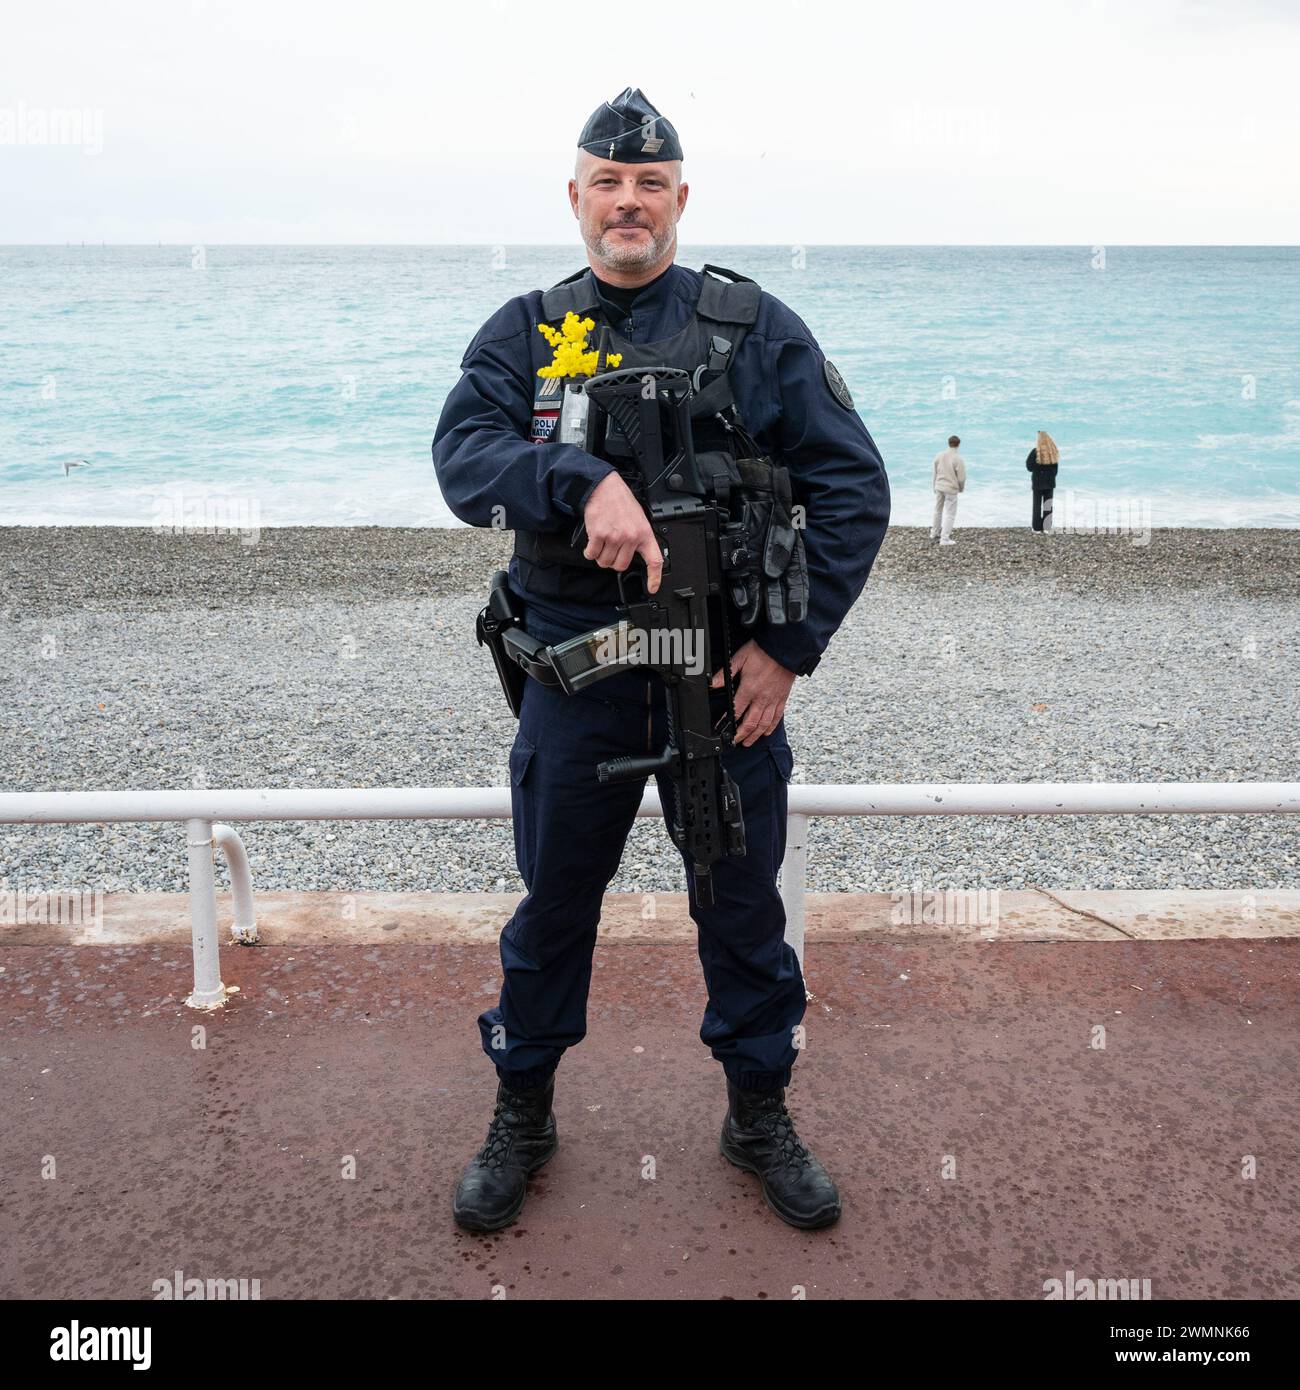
top-left (931, 435), bottom-right (966, 544)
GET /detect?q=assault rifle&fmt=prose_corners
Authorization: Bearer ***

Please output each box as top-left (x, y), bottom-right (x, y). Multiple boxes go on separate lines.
top-left (477, 365), bottom-right (749, 907)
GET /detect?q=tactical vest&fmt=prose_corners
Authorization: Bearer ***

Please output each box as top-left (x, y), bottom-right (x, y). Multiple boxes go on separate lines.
top-left (514, 264), bottom-right (764, 604)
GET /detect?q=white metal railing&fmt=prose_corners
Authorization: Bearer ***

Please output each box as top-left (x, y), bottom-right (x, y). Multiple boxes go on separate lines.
top-left (2, 782), bottom-right (1297, 1008)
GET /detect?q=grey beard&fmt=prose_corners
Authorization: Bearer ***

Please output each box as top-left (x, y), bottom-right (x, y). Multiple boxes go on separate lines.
top-left (588, 222), bottom-right (674, 271)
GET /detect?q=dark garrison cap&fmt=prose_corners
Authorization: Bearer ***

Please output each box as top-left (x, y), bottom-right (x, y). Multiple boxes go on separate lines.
top-left (577, 87), bottom-right (683, 163)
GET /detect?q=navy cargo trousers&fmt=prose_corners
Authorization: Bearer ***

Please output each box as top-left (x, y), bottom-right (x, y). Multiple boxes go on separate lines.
top-left (478, 607), bottom-right (806, 1093)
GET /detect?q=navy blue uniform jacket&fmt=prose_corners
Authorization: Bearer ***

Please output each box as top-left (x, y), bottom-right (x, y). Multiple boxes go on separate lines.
top-left (431, 262), bottom-right (890, 677)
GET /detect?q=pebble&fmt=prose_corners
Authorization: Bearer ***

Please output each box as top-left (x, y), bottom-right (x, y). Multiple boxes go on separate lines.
top-left (1, 524), bottom-right (1297, 894)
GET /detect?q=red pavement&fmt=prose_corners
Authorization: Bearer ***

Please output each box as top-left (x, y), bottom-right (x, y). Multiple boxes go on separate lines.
top-left (2, 938), bottom-right (1298, 1300)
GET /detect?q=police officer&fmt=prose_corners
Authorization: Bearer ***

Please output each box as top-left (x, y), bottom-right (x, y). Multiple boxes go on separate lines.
top-left (432, 87), bottom-right (890, 1233)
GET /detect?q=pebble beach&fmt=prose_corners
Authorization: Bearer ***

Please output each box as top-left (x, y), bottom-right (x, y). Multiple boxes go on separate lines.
top-left (2, 524), bottom-right (1297, 896)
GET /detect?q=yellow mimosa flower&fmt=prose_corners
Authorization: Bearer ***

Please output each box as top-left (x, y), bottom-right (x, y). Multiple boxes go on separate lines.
top-left (537, 311), bottom-right (621, 379)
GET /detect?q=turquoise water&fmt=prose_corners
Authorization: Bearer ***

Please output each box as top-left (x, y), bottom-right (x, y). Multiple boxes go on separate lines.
top-left (1, 245), bottom-right (1297, 527)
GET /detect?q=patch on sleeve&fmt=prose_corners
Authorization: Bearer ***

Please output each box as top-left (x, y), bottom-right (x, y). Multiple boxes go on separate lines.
top-left (530, 410), bottom-right (559, 444)
top-left (528, 378), bottom-right (564, 442)
top-left (530, 376), bottom-right (562, 443)
top-left (823, 359), bottom-right (854, 410)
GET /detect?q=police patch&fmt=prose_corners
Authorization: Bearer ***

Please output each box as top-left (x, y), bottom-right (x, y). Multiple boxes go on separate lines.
top-left (530, 376), bottom-right (563, 443)
top-left (824, 359), bottom-right (854, 410)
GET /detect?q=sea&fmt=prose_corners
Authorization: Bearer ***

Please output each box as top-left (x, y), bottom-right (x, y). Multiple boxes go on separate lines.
top-left (1, 245), bottom-right (1297, 529)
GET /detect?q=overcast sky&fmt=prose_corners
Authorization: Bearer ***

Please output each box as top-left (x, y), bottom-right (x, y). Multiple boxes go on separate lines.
top-left (3, 0), bottom-right (1297, 244)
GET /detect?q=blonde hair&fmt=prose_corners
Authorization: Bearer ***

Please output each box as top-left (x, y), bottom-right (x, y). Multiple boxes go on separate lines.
top-left (1036, 431), bottom-right (1060, 465)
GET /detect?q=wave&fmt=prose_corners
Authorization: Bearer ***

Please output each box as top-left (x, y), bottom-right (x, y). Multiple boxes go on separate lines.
top-left (4, 486), bottom-right (1296, 530)
top-left (891, 484), bottom-right (1300, 529)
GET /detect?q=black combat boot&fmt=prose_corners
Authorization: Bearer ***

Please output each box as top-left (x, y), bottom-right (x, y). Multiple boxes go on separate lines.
top-left (720, 1078), bottom-right (842, 1230)
top-left (452, 1076), bottom-right (558, 1233)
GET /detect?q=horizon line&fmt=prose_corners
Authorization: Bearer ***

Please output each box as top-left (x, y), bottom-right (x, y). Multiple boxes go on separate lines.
top-left (3, 241), bottom-right (1300, 251)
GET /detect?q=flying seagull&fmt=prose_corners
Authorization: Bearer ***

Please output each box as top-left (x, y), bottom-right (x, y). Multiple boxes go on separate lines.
top-left (62, 459), bottom-right (89, 475)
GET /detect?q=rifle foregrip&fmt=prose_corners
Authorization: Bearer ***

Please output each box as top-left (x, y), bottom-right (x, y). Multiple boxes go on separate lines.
top-left (597, 749), bottom-right (675, 784)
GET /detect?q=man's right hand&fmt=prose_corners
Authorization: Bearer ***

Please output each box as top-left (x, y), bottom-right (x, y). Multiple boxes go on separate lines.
top-left (582, 471), bottom-right (662, 594)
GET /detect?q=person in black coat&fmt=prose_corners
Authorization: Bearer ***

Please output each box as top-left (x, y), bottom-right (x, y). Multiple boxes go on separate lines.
top-left (1025, 429), bottom-right (1059, 531)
